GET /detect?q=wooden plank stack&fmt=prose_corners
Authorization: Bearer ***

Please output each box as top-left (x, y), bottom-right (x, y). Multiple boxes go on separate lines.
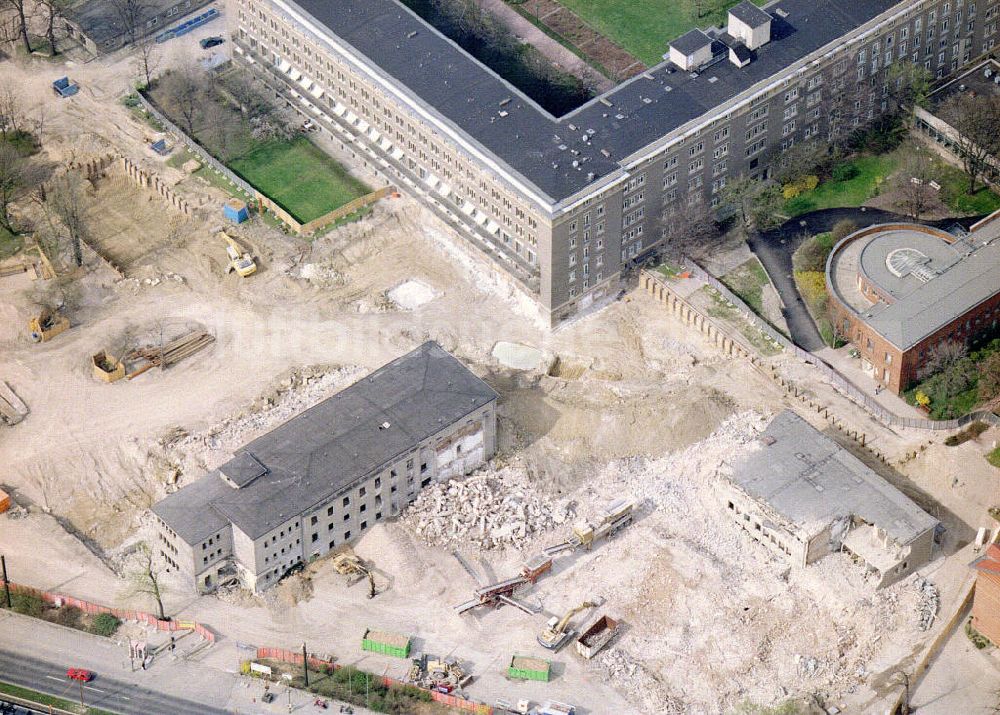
top-left (125, 330), bottom-right (215, 380)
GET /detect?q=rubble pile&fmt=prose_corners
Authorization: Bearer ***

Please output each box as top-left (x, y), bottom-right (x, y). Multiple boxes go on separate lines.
top-left (597, 648), bottom-right (687, 715)
top-left (916, 578), bottom-right (939, 631)
top-left (402, 466), bottom-right (571, 550)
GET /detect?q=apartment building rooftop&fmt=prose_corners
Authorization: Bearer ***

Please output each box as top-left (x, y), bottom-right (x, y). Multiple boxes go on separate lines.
top-left (152, 342), bottom-right (498, 542)
top-left (286, 0), bottom-right (897, 203)
top-left (732, 411), bottom-right (938, 546)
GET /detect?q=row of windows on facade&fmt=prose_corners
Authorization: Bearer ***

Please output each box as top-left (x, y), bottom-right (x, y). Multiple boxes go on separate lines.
top-left (727, 500), bottom-right (794, 558)
top-left (239, 16), bottom-right (542, 239)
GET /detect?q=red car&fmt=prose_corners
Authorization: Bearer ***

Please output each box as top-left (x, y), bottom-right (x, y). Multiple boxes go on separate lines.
top-left (66, 668), bottom-right (93, 682)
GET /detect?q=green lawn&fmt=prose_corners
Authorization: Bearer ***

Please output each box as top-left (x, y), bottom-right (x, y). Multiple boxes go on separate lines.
top-left (228, 137), bottom-right (368, 224)
top-left (935, 163), bottom-right (1000, 215)
top-left (989, 446), bottom-right (1000, 469)
top-left (785, 155), bottom-right (899, 216)
top-left (720, 258), bottom-right (768, 316)
top-left (0, 680), bottom-right (116, 715)
top-left (556, 0), bottom-right (767, 66)
top-left (0, 225), bottom-right (22, 260)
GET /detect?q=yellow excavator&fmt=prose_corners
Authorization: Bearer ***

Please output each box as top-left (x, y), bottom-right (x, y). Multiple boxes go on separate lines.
top-left (332, 550), bottom-right (377, 599)
top-left (218, 231), bottom-right (256, 277)
top-left (537, 601), bottom-right (596, 650)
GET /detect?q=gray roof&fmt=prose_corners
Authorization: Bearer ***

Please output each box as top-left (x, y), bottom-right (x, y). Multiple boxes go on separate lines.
top-left (151, 473), bottom-right (231, 545)
top-left (670, 29), bottom-right (713, 56)
top-left (729, 1), bottom-right (772, 28)
top-left (64, 0), bottom-right (205, 44)
top-left (732, 411), bottom-right (938, 545)
top-left (288, 0), bottom-right (899, 204)
top-left (153, 342), bottom-right (498, 542)
top-left (831, 218), bottom-right (1000, 350)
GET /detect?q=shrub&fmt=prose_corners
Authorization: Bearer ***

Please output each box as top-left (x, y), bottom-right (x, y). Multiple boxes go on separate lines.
top-left (831, 164), bottom-right (859, 182)
top-left (944, 421), bottom-right (988, 446)
top-left (966, 618), bottom-right (991, 649)
top-left (793, 234), bottom-right (833, 272)
top-left (91, 612), bottom-right (121, 637)
top-left (914, 390), bottom-right (930, 407)
top-left (830, 219), bottom-right (859, 243)
top-left (10, 592), bottom-right (46, 618)
top-left (978, 352), bottom-right (1000, 402)
top-left (795, 271), bottom-right (828, 312)
top-left (51, 605), bottom-right (82, 629)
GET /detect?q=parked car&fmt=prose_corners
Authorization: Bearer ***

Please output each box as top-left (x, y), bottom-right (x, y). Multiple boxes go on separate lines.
top-left (200, 36), bottom-right (224, 49)
top-left (313, 699), bottom-right (328, 709)
top-left (66, 668), bottom-right (93, 682)
top-left (261, 692), bottom-right (275, 703)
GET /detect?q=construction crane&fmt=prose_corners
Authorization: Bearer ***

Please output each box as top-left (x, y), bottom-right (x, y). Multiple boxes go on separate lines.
top-left (332, 551), bottom-right (377, 599)
top-left (218, 231), bottom-right (256, 277)
top-left (537, 601), bottom-right (596, 650)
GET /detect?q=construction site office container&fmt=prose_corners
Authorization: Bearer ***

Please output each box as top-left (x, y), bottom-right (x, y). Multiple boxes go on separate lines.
top-left (361, 629), bottom-right (411, 659)
top-left (507, 655), bottom-right (550, 682)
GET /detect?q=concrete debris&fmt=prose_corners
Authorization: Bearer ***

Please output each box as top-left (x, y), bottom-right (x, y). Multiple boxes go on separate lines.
top-left (401, 464), bottom-right (572, 551)
top-left (915, 578), bottom-right (939, 631)
top-left (296, 260), bottom-right (345, 288)
top-left (598, 648), bottom-right (687, 715)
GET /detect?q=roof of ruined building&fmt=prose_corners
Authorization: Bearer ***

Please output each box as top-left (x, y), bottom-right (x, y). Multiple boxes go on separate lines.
top-left (731, 411), bottom-right (938, 545)
top-left (152, 342), bottom-right (497, 543)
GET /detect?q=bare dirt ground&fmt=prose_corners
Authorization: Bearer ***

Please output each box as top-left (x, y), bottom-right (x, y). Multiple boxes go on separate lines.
top-left (1, 22), bottom-right (998, 715)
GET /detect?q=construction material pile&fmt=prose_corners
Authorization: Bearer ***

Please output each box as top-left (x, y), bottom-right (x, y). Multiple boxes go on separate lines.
top-left (915, 578), bottom-right (939, 631)
top-left (125, 329), bottom-right (215, 379)
top-left (402, 465), bottom-right (572, 551)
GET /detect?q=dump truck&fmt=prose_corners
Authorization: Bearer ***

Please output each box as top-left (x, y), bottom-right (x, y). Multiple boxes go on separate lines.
top-left (575, 614), bottom-right (620, 659)
top-left (29, 308), bottom-right (69, 343)
top-left (218, 231), bottom-right (256, 277)
top-left (537, 601), bottom-right (596, 651)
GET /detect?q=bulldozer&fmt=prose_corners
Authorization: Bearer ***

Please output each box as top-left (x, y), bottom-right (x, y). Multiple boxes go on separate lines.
top-left (537, 601), bottom-right (596, 651)
top-left (28, 307), bottom-right (70, 343)
top-left (218, 231), bottom-right (256, 277)
top-left (332, 550), bottom-right (377, 599)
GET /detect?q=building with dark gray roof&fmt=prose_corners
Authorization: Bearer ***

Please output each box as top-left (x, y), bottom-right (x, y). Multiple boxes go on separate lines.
top-left (826, 210), bottom-right (1000, 393)
top-left (230, 0), bottom-right (991, 326)
top-left (61, 0), bottom-right (212, 54)
top-left (724, 411), bottom-right (938, 586)
top-left (152, 342), bottom-right (498, 593)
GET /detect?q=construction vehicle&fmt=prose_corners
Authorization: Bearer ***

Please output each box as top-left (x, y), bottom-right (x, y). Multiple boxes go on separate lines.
top-left (575, 614), bottom-right (620, 659)
top-left (218, 231), bottom-right (256, 277)
top-left (537, 601), bottom-right (596, 651)
top-left (407, 654), bottom-right (472, 691)
top-left (332, 550), bottom-right (377, 599)
top-left (532, 701), bottom-right (576, 715)
top-left (544, 499), bottom-right (635, 557)
top-left (28, 308), bottom-right (70, 343)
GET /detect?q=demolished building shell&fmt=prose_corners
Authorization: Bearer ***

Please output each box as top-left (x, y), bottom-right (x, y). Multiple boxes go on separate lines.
top-left (151, 342), bottom-right (498, 593)
top-left (722, 410), bottom-right (938, 587)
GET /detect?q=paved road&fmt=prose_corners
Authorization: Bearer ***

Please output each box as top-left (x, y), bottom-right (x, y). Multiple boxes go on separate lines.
top-left (0, 649), bottom-right (229, 715)
top-left (748, 208), bottom-right (982, 351)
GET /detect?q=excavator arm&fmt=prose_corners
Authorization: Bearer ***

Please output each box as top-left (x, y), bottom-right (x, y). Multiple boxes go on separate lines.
top-left (553, 601), bottom-right (596, 634)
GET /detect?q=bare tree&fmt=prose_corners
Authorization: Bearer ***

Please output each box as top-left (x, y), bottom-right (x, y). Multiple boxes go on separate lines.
top-left (0, 143), bottom-right (25, 232)
top-left (127, 541), bottom-right (167, 620)
top-left (133, 34), bottom-right (159, 88)
top-left (891, 154), bottom-right (942, 220)
top-left (940, 92), bottom-right (1000, 195)
top-left (660, 202), bottom-right (722, 261)
top-left (36, 0), bottom-right (72, 55)
top-left (161, 66), bottom-right (206, 137)
top-left (918, 340), bottom-right (969, 380)
top-left (45, 173), bottom-right (88, 267)
top-left (110, 0), bottom-right (148, 46)
top-left (0, 80), bottom-right (25, 139)
top-left (1, 0), bottom-right (32, 54)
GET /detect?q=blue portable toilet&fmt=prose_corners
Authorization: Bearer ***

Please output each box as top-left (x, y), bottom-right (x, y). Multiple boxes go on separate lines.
top-left (223, 198), bottom-right (249, 224)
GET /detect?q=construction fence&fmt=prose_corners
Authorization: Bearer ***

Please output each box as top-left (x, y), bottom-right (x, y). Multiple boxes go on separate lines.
top-left (255, 647), bottom-right (492, 714)
top-left (4, 580), bottom-right (215, 643)
top-left (665, 264), bottom-right (1000, 433)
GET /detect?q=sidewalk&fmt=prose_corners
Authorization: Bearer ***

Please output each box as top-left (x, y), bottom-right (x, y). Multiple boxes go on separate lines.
top-left (815, 345), bottom-right (926, 419)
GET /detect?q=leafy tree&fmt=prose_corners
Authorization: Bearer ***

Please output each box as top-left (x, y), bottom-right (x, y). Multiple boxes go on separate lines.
top-left (886, 61), bottom-right (934, 111)
top-left (0, 142), bottom-right (26, 233)
top-left (772, 140), bottom-right (832, 186)
top-left (979, 352), bottom-right (1000, 403)
top-left (721, 175), bottom-right (783, 236)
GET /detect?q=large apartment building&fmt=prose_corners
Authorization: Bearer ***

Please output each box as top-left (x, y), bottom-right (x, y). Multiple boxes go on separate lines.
top-left (151, 342), bottom-right (498, 593)
top-left (229, 0), bottom-right (999, 326)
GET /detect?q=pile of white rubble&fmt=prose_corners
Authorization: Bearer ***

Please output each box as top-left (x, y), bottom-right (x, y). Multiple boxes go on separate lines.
top-left (402, 465), bottom-right (572, 551)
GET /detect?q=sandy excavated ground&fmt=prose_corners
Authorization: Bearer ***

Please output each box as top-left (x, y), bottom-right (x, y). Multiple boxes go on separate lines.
top-left (1, 31), bottom-right (998, 715)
